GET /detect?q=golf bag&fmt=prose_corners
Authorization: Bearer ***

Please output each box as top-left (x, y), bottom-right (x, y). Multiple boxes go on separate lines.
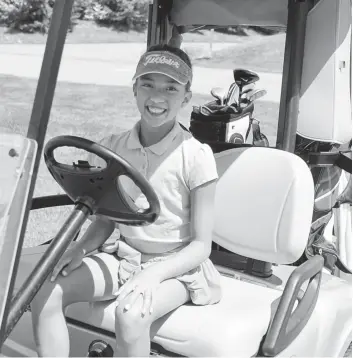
top-left (189, 101), bottom-right (269, 147)
top-left (189, 68), bottom-right (269, 148)
top-left (295, 136), bottom-right (352, 274)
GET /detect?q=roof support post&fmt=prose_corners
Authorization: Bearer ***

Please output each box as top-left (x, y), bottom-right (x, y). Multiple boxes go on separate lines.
top-left (0, 0), bottom-right (74, 345)
top-left (276, 0), bottom-right (314, 152)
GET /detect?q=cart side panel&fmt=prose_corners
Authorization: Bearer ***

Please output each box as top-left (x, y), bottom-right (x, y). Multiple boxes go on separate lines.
top-left (298, 0), bottom-right (352, 144)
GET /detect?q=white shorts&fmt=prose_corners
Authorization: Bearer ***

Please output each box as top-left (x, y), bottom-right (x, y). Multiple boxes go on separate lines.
top-left (84, 239), bottom-right (222, 306)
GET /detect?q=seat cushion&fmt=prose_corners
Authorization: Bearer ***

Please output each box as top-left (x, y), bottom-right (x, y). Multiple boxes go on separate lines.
top-left (66, 275), bottom-right (282, 357)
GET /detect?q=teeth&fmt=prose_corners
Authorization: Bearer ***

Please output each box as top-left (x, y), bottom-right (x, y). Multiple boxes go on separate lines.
top-left (147, 106), bottom-right (166, 115)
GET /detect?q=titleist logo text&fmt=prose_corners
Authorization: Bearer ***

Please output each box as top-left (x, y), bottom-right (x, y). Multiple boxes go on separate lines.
top-left (143, 54), bottom-right (180, 68)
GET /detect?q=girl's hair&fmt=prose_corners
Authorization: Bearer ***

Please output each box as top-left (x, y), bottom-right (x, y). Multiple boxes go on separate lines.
top-left (146, 44), bottom-right (192, 91)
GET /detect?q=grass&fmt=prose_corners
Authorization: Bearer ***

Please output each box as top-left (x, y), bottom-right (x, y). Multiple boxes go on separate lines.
top-left (0, 21), bottom-right (266, 45)
top-left (0, 74), bottom-right (279, 247)
top-left (194, 33), bottom-right (286, 73)
top-left (1, 21), bottom-right (286, 74)
top-left (0, 22), bottom-right (147, 45)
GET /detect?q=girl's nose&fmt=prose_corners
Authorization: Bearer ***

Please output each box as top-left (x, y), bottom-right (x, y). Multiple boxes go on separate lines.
top-left (149, 94), bottom-right (166, 103)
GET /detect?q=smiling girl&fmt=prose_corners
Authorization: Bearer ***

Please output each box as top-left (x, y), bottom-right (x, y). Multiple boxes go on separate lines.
top-left (31, 44), bottom-right (222, 357)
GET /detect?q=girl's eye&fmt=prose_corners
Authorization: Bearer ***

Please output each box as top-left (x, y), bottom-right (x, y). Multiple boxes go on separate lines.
top-left (167, 86), bottom-right (178, 92)
top-left (141, 83), bottom-right (152, 88)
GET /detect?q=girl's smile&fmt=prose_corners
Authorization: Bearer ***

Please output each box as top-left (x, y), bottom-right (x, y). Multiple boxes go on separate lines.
top-left (146, 104), bottom-right (168, 116)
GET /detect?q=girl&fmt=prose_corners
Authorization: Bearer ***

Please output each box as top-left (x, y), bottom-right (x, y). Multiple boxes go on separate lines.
top-left (31, 44), bottom-right (222, 357)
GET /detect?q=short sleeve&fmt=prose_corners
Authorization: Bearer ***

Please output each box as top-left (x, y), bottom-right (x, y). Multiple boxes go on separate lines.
top-left (188, 143), bottom-right (218, 190)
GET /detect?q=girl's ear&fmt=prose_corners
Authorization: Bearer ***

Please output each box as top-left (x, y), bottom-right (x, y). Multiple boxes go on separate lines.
top-left (182, 90), bottom-right (192, 107)
top-left (132, 82), bottom-right (137, 97)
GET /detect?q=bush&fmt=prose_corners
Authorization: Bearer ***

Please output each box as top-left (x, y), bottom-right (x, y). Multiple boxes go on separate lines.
top-left (247, 26), bottom-right (285, 35)
top-left (93, 0), bottom-right (150, 31)
top-left (0, 0), bottom-right (150, 33)
top-left (0, 1), bottom-right (10, 24)
top-left (214, 25), bottom-right (284, 36)
top-left (0, 0), bottom-right (17, 25)
top-left (71, 0), bottom-right (96, 21)
top-left (1, 0), bottom-right (52, 33)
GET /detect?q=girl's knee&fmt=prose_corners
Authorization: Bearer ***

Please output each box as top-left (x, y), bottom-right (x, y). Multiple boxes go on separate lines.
top-left (115, 301), bottom-right (151, 344)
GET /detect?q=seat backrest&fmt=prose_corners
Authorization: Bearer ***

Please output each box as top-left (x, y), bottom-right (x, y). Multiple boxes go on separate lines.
top-left (213, 147), bottom-right (314, 264)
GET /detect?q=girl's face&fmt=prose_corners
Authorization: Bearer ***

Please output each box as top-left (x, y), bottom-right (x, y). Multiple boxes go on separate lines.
top-left (134, 73), bottom-right (191, 128)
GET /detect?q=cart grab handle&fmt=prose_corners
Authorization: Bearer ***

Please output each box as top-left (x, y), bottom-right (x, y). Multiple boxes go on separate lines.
top-left (261, 255), bottom-right (324, 357)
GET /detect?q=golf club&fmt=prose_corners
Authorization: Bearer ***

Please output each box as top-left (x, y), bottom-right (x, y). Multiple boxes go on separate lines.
top-left (233, 69), bottom-right (260, 93)
top-left (226, 83), bottom-right (240, 107)
top-left (211, 87), bottom-right (228, 105)
top-left (248, 89), bottom-right (267, 102)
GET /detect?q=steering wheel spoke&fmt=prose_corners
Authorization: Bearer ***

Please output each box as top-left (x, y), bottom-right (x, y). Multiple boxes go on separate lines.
top-left (95, 208), bottom-right (157, 226)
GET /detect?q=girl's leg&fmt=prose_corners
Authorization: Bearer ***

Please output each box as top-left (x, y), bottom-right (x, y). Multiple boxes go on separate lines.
top-left (30, 252), bottom-right (120, 357)
top-left (115, 279), bottom-right (190, 357)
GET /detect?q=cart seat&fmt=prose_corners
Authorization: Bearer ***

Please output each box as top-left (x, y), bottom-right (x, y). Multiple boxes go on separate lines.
top-left (66, 147), bottom-right (315, 357)
top-left (68, 275), bottom-right (282, 356)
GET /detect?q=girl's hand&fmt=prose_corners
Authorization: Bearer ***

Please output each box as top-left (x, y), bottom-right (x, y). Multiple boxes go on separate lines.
top-left (114, 269), bottom-right (161, 316)
top-left (50, 246), bottom-right (86, 282)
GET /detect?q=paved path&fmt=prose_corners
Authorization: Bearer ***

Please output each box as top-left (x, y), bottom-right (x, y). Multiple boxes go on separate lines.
top-left (0, 43), bottom-right (282, 102)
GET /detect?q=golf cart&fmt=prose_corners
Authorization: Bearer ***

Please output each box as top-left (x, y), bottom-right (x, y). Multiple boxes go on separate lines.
top-left (0, 0), bottom-right (352, 356)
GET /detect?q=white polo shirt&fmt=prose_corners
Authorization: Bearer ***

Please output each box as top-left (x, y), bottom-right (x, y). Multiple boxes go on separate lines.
top-left (90, 120), bottom-right (218, 251)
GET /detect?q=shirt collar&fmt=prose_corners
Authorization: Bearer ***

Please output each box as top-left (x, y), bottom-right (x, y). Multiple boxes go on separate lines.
top-left (127, 120), bottom-right (182, 155)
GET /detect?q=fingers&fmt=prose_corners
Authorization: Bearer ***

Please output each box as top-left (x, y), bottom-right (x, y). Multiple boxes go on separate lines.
top-left (50, 254), bottom-right (83, 282)
top-left (61, 257), bottom-right (82, 277)
top-left (115, 287), bottom-right (154, 317)
top-left (50, 260), bottom-right (68, 282)
top-left (121, 289), bottom-right (142, 312)
top-left (141, 289), bottom-right (153, 316)
top-left (124, 289), bottom-right (153, 317)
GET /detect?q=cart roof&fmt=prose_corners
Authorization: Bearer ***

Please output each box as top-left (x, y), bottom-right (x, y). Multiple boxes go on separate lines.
top-left (170, 0), bottom-right (288, 27)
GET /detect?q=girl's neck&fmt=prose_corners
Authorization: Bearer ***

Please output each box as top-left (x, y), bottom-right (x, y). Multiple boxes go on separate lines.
top-left (139, 119), bottom-right (176, 147)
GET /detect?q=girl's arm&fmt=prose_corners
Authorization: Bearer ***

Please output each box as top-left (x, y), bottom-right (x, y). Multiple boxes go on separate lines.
top-left (146, 179), bottom-right (217, 282)
top-left (74, 217), bottom-right (115, 255)
top-left (50, 217), bottom-right (116, 281)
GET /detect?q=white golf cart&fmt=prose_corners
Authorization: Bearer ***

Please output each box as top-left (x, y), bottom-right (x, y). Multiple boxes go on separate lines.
top-left (0, 0), bottom-right (352, 356)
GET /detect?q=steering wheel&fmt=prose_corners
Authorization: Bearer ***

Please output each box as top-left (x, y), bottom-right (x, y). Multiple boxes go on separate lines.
top-left (44, 135), bottom-right (160, 226)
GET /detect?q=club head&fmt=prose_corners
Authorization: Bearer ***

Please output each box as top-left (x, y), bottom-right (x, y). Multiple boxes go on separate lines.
top-left (233, 69), bottom-right (260, 89)
top-left (241, 83), bottom-right (256, 96)
top-left (211, 87), bottom-right (227, 105)
top-left (240, 88), bottom-right (256, 102)
top-left (226, 83), bottom-right (240, 107)
top-left (240, 101), bottom-right (248, 109)
top-left (248, 89), bottom-right (267, 102)
top-left (210, 87), bottom-right (221, 103)
top-left (200, 105), bottom-right (219, 115)
top-left (225, 83), bottom-right (234, 105)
